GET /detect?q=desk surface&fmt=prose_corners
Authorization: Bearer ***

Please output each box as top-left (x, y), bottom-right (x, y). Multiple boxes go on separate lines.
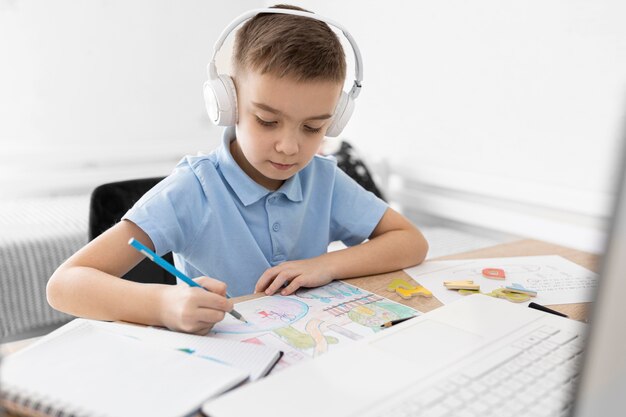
top-left (0, 239), bottom-right (599, 417)
top-left (344, 238), bottom-right (598, 322)
top-left (1, 239), bottom-right (597, 358)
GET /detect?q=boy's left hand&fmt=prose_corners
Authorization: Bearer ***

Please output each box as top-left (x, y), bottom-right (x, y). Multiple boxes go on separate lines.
top-left (255, 258), bottom-right (333, 296)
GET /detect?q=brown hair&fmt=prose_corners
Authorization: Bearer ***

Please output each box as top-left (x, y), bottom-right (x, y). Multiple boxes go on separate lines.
top-left (232, 4), bottom-right (346, 83)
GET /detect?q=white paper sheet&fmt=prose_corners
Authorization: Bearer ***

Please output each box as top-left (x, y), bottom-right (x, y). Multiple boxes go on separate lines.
top-left (404, 255), bottom-right (598, 306)
top-left (1, 321), bottom-right (247, 417)
top-left (93, 320), bottom-right (281, 381)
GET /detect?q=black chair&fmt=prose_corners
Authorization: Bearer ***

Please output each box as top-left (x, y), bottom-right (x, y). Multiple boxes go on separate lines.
top-left (330, 141), bottom-right (386, 201)
top-left (88, 177), bottom-right (175, 285)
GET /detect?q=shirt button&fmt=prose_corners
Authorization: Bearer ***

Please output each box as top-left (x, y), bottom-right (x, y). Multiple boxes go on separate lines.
top-left (272, 222), bottom-right (280, 232)
top-left (268, 196), bottom-right (276, 203)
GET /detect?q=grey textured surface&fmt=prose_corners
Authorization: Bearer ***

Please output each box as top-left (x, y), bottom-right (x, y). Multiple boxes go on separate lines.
top-left (0, 196), bottom-right (89, 338)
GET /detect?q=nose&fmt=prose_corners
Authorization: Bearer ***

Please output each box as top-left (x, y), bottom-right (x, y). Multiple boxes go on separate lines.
top-left (274, 132), bottom-right (299, 156)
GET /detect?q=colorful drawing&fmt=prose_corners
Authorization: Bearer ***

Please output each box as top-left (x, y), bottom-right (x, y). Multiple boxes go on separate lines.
top-left (323, 294), bottom-right (383, 317)
top-left (210, 282), bottom-right (421, 372)
top-left (212, 296), bottom-right (309, 334)
top-left (295, 281), bottom-right (362, 303)
top-left (305, 319), bottom-right (328, 356)
top-left (242, 337), bottom-right (264, 346)
top-left (273, 324), bottom-right (338, 351)
top-left (327, 324), bottom-right (364, 341)
top-left (240, 332), bottom-right (310, 371)
top-left (347, 301), bottom-right (416, 330)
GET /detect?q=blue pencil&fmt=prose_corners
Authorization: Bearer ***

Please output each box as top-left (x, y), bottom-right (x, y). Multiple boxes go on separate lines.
top-left (128, 238), bottom-right (247, 323)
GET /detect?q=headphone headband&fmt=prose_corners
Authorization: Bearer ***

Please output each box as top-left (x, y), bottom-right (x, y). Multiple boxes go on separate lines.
top-left (203, 7), bottom-right (362, 136)
top-left (208, 8), bottom-right (363, 100)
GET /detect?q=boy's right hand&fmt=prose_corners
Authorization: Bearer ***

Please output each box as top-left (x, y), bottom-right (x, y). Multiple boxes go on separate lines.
top-left (158, 277), bottom-right (233, 335)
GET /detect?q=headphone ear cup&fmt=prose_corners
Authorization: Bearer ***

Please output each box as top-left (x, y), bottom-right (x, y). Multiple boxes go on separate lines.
top-left (326, 91), bottom-right (354, 137)
top-left (203, 74), bottom-right (238, 126)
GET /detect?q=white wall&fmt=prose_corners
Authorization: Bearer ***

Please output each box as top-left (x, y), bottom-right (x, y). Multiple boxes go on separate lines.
top-left (2, 1), bottom-right (625, 252)
top-left (294, 0), bottom-right (626, 252)
top-left (0, 0), bottom-right (258, 197)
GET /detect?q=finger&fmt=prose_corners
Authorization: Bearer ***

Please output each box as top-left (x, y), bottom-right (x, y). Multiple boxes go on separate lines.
top-left (281, 277), bottom-right (305, 296)
top-left (193, 276), bottom-right (227, 296)
top-left (194, 307), bottom-right (227, 325)
top-left (190, 324), bottom-right (215, 336)
top-left (177, 320), bottom-right (214, 335)
top-left (255, 266), bottom-right (280, 293)
top-left (265, 270), bottom-right (295, 295)
top-left (191, 288), bottom-right (233, 312)
top-left (192, 326), bottom-right (214, 336)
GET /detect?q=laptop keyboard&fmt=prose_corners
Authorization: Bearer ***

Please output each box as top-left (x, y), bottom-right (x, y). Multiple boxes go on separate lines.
top-left (372, 326), bottom-right (584, 417)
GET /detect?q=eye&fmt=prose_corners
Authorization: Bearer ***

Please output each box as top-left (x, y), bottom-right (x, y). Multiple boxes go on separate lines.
top-left (304, 125), bottom-right (322, 134)
top-left (256, 116), bottom-right (277, 128)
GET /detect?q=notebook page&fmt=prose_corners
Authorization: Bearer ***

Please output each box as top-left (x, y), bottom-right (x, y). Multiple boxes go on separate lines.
top-left (0, 321), bottom-right (247, 417)
top-left (94, 320), bottom-right (281, 380)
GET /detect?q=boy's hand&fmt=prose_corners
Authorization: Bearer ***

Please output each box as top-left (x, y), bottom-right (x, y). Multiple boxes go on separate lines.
top-left (255, 258), bottom-right (334, 296)
top-left (158, 277), bottom-right (233, 335)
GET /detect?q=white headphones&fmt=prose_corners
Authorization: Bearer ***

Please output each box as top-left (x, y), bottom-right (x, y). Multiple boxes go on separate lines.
top-left (203, 8), bottom-right (363, 138)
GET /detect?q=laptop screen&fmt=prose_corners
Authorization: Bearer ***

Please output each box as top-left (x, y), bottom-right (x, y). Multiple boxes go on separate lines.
top-left (572, 125), bottom-right (626, 416)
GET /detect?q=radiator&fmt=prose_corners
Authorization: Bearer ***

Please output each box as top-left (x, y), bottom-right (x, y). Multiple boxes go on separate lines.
top-left (0, 196), bottom-right (89, 338)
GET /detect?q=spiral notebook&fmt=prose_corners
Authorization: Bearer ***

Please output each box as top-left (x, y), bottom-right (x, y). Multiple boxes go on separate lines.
top-left (92, 319), bottom-right (282, 381)
top-left (0, 320), bottom-right (256, 417)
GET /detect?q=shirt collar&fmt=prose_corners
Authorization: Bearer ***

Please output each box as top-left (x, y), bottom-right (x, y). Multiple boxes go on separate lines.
top-left (277, 171), bottom-right (303, 203)
top-left (217, 127), bottom-right (303, 206)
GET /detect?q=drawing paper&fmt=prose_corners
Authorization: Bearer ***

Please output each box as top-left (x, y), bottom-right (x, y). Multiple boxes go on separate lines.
top-left (210, 281), bottom-right (420, 372)
top-left (404, 255), bottom-right (598, 305)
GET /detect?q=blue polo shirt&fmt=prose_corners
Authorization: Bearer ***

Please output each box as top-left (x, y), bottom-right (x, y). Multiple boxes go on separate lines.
top-left (123, 127), bottom-right (388, 296)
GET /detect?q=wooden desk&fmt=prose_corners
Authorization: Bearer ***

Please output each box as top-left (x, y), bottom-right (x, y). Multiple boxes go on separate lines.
top-left (1, 239), bottom-right (596, 357)
top-left (343, 238), bottom-right (598, 322)
top-left (1, 239), bottom-right (598, 416)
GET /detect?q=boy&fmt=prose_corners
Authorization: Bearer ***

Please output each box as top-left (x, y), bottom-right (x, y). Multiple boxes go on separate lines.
top-left (47, 5), bottom-right (428, 335)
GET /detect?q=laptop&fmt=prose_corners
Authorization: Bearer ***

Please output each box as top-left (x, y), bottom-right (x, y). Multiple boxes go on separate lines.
top-left (202, 151), bottom-right (626, 417)
top-left (571, 138), bottom-right (626, 416)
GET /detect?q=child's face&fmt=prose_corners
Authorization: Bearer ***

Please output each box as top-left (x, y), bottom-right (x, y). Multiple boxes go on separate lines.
top-left (232, 70), bottom-right (343, 190)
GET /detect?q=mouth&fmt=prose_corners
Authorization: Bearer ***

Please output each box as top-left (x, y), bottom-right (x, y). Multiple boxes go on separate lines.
top-left (270, 161), bottom-right (296, 171)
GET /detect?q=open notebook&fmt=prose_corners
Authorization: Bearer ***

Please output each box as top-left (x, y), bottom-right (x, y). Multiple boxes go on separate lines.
top-left (0, 319), bottom-right (280, 417)
top-left (91, 319), bottom-right (282, 381)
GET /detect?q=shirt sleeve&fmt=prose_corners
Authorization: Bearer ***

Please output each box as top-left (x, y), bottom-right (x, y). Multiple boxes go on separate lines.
top-left (329, 167), bottom-right (389, 247)
top-left (122, 162), bottom-right (209, 256)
